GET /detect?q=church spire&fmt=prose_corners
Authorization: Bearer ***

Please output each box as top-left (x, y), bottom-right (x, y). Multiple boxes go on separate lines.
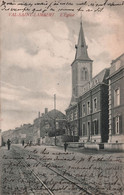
top-left (75, 20), bottom-right (91, 61)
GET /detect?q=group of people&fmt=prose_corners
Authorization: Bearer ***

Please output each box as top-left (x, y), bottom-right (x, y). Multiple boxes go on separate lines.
top-left (5, 139), bottom-right (68, 152)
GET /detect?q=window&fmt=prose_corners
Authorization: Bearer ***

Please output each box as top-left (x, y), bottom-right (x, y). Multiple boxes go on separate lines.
top-left (82, 104), bottom-right (85, 116)
top-left (114, 88), bottom-right (120, 106)
top-left (81, 68), bottom-right (88, 81)
top-left (82, 123), bottom-right (87, 136)
top-left (67, 114), bottom-right (70, 121)
top-left (87, 101), bottom-right (90, 114)
top-left (113, 115), bottom-right (122, 135)
top-left (70, 113), bottom-right (73, 121)
top-left (74, 109), bottom-right (77, 120)
top-left (73, 88), bottom-right (75, 95)
top-left (92, 120), bottom-right (98, 135)
top-left (87, 122), bottom-right (90, 141)
top-left (115, 116), bottom-right (119, 134)
top-left (95, 79), bottom-right (99, 84)
top-left (93, 98), bottom-right (97, 112)
top-left (56, 122), bottom-right (59, 130)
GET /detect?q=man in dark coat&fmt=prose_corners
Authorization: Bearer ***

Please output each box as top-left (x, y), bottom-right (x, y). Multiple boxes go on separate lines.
top-left (64, 142), bottom-right (68, 152)
top-left (7, 139), bottom-right (11, 150)
top-left (22, 140), bottom-right (24, 146)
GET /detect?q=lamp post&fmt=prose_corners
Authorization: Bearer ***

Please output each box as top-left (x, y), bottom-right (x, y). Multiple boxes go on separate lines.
top-left (54, 94), bottom-right (56, 146)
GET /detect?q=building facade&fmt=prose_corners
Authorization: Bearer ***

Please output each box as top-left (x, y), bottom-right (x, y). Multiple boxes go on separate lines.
top-left (66, 21), bottom-right (110, 143)
top-left (108, 54), bottom-right (124, 143)
top-left (0, 129), bottom-right (2, 146)
top-left (78, 69), bottom-right (109, 143)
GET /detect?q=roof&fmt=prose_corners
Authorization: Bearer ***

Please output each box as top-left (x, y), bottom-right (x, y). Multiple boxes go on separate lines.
top-left (78, 68), bottom-right (110, 98)
top-left (41, 109), bottom-right (66, 120)
top-left (66, 68), bottom-right (110, 111)
top-left (75, 21), bottom-right (92, 61)
top-left (111, 53), bottom-right (124, 64)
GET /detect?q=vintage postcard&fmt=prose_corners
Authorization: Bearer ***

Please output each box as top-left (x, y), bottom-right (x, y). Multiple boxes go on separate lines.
top-left (0, 0), bottom-right (124, 194)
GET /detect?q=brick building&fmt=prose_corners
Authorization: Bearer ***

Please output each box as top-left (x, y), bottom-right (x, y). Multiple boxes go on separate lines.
top-left (78, 69), bottom-right (109, 143)
top-left (66, 21), bottom-right (110, 143)
top-left (108, 54), bottom-right (124, 143)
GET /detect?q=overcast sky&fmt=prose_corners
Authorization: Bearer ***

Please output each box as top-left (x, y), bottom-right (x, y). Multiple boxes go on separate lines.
top-left (1, 0), bottom-right (124, 131)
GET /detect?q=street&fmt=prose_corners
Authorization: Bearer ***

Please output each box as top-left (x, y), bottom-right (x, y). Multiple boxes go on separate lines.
top-left (0, 144), bottom-right (124, 195)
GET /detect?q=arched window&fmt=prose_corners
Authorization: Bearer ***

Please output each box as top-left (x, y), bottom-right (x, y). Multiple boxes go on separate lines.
top-left (81, 67), bottom-right (88, 81)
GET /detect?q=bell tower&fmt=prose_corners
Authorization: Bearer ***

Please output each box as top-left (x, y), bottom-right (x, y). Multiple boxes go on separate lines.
top-left (71, 21), bottom-right (93, 104)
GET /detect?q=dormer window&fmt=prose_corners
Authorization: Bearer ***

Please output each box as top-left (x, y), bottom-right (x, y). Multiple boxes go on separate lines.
top-left (95, 79), bottom-right (98, 84)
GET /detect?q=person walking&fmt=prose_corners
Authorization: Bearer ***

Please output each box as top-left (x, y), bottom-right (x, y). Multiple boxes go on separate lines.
top-left (64, 142), bottom-right (68, 152)
top-left (22, 140), bottom-right (24, 146)
top-left (7, 139), bottom-right (11, 150)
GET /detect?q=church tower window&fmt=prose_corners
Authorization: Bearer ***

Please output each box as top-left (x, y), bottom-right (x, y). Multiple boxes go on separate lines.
top-left (81, 67), bottom-right (88, 81)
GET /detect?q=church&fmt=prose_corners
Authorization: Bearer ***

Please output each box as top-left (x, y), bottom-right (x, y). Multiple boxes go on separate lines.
top-left (66, 20), bottom-right (124, 146)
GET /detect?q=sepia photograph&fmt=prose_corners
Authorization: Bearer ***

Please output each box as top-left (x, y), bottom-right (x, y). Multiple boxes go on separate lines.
top-left (0, 0), bottom-right (124, 194)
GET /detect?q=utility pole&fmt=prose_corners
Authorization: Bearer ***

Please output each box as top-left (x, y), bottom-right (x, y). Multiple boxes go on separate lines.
top-left (54, 94), bottom-right (56, 146)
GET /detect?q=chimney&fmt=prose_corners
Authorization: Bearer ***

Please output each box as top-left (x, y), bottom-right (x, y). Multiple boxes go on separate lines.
top-left (45, 108), bottom-right (48, 114)
top-left (38, 112), bottom-right (40, 118)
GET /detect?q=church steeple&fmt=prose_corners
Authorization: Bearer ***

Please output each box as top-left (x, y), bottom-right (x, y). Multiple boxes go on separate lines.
top-left (75, 21), bottom-right (91, 61)
top-left (69, 19), bottom-right (93, 105)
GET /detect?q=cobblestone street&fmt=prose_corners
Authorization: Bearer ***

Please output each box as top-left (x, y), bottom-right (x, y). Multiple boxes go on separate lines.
top-left (0, 145), bottom-right (124, 195)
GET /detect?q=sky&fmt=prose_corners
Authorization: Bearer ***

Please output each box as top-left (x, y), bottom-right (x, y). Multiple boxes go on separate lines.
top-left (0, 0), bottom-right (124, 131)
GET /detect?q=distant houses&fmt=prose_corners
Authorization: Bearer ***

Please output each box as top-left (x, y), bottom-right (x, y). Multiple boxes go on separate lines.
top-left (2, 108), bottom-right (67, 145)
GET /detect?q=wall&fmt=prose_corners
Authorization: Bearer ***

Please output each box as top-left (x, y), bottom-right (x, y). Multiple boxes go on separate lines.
top-left (104, 143), bottom-right (124, 152)
top-left (0, 129), bottom-right (2, 146)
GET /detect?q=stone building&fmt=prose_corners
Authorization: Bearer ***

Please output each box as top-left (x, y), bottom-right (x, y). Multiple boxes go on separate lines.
top-left (66, 21), bottom-right (110, 143)
top-left (108, 53), bottom-right (124, 143)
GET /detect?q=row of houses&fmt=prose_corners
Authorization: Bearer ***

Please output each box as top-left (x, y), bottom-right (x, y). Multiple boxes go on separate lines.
top-left (65, 21), bottom-right (124, 147)
top-left (2, 108), bottom-right (67, 145)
